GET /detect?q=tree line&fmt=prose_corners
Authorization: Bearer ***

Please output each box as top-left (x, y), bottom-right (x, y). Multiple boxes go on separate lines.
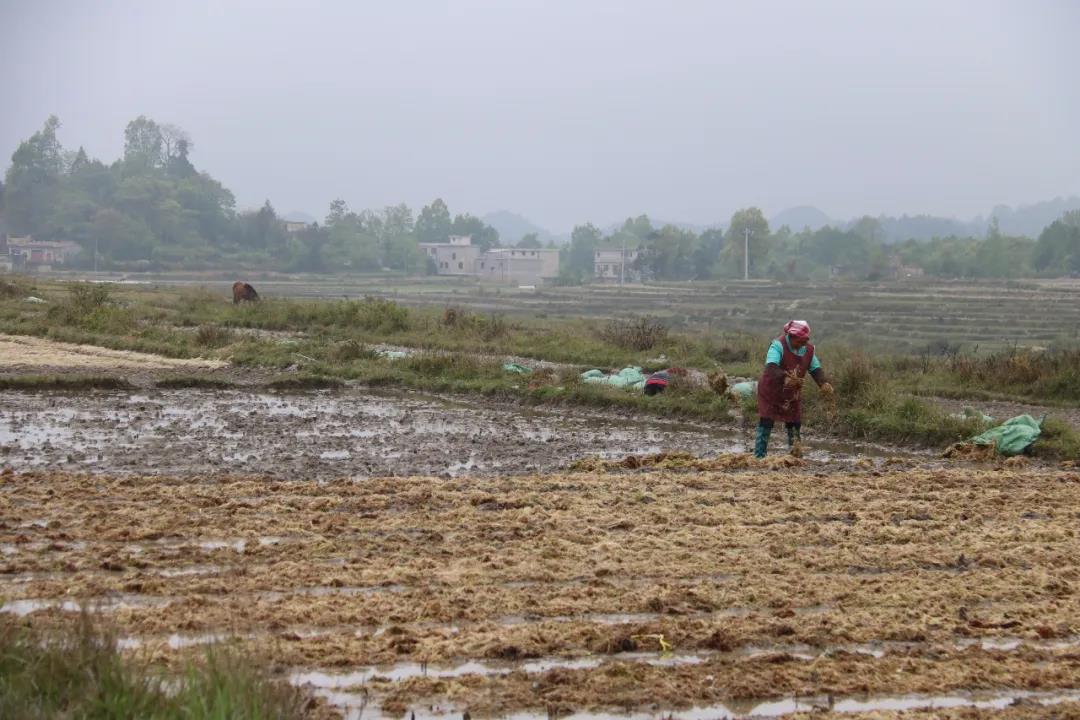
top-left (560, 210), bottom-right (1080, 282)
top-left (2, 115), bottom-right (1079, 280)
top-left (0, 116), bottom-right (501, 273)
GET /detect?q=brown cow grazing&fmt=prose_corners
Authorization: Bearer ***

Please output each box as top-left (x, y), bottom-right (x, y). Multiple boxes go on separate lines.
top-left (232, 281), bottom-right (260, 304)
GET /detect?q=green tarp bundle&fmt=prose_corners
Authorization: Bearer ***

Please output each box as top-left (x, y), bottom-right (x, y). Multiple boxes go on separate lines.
top-left (970, 414), bottom-right (1042, 456)
top-left (951, 406), bottom-right (994, 424)
top-left (730, 381), bottom-right (757, 399)
top-left (581, 366), bottom-right (647, 391)
top-left (502, 362), bottom-right (532, 374)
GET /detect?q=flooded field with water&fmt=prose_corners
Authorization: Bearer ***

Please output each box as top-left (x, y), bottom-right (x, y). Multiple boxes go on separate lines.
top-left (0, 388), bottom-right (914, 479)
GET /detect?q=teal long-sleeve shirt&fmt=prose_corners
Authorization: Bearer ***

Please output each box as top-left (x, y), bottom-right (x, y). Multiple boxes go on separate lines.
top-left (765, 335), bottom-right (821, 372)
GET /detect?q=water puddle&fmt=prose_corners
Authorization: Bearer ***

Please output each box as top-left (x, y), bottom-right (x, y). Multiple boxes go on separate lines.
top-left (0, 594), bottom-right (173, 616)
top-left (118, 632), bottom-right (235, 650)
top-left (310, 687), bottom-right (1080, 720)
top-left (198, 539), bottom-right (247, 552)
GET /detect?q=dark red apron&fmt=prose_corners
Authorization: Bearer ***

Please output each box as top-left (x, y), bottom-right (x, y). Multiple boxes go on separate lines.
top-left (757, 335), bottom-right (815, 423)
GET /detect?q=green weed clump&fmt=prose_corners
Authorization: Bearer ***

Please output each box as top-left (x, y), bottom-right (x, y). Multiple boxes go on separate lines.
top-left (1036, 417), bottom-right (1080, 460)
top-left (195, 324), bottom-right (234, 348)
top-left (329, 338), bottom-right (379, 363)
top-left (333, 297), bottom-right (411, 332)
top-left (400, 352), bottom-right (498, 380)
top-left (599, 315), bottom-right (669, 351)
top-left (155, 376), bottom-right (236, 390)
top-left (45, 283), bottom-right (136, 334)
top-left (439, 306), bottom-right (511, 341)
top-left (0, 615), bottom-right (313, 719)
top-left (944, 347), bottom-right (1080, 401)
top-left (0, 375), bottom-right (135, 391)
top-left (0, 277), bottom-right (24, 298)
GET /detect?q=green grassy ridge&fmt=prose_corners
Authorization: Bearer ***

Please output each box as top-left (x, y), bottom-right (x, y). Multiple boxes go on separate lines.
top-left (0, 375), bottom-right (135, 391)
top-left (4, 278), bottom-right (1080, 458)
top-left (0, 615), bottom-right (313, 720)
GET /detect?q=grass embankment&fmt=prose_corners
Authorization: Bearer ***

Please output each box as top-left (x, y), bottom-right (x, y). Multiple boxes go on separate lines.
top-left (0, 615), bottom-right (316, 719)
top-left (2, 275), bottom-right (1079, 457)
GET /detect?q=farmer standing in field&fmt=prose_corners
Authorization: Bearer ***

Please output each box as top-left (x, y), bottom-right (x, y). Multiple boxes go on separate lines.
top-left (755, 320), bottom-right (834, 458)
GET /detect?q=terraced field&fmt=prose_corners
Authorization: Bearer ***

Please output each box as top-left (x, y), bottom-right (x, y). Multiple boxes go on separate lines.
top-left (109, 275), bottom-right (1080, 351)
top-left (3, 462), bottom-right (1079, 718)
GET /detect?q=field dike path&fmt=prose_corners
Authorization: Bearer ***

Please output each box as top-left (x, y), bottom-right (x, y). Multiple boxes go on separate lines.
top-left (0, 333), bottom-right (226, 371)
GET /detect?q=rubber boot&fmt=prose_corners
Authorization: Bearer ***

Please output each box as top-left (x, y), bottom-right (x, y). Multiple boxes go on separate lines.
top-left (787, 424), bottom-right (803, 458)
top-left (754, 423), bottom-right (772, 458)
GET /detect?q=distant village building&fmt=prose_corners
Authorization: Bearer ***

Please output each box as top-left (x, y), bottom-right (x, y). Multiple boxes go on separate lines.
top-left (419, 235), bottom-right (482, 276)
top-left (476, 248), bottom-right (559, 285)
top-left (283, 220), bottom-right (310, 234)
top-left (3, 235), bottom-right (82, 271)
top-left (594, 248), bottom-right (640, 282)
top-left (0, 237), bottom-right (13, 272)
top-left (420, 235), bottom-right (559, 284)
top-left (887, 255), bottom-right (925, 280)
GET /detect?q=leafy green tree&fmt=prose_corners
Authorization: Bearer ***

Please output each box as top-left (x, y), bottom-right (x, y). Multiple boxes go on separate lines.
top-left (637, 225), bottom-right (697, 280)
top-left (235, 200), bottom-right (287, 250)
top-left (721, 207), bottom-right (771, 276)
top-left (564, 222), bottom-right (603, 280)
top-left (451, 213), bottom-right (498, 251)
top-left (4, 115), bottom-right (64, 235)
top-left (692, 228), bottom-right (724, 278)
top-left (91, 208), bottom-right (155, 260)
top-left (416, 198), bottom-right (451, 243)
top-left (1034, 220), bottom-right (1080, 273)
top-left (518, 232), bottom-right (541, 248)
top-left (122, 116), bottom-right (164, 170)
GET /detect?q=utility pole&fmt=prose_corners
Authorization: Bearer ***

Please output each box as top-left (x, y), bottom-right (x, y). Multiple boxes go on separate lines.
top-left (94, 236), bottom-right (98, 275)
top-left (620, 235), bottom-right (626, 285)
top-left (743, 227), bottom-right (752, 281)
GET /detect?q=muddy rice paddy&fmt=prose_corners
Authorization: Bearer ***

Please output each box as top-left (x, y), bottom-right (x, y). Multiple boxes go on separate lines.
top-left (3, 457), bottom-right (1080, 718)
top-left (0, 388), bottom-right (914, 479)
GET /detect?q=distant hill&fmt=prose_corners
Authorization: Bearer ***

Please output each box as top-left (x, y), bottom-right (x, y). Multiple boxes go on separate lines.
top-left (601, 218), bottom-right (722, 235)
top-left (986, 196), bottom-right (1080, 238)
top-left (771, 206), bottom-right (833, 232)
top-left (482, 210), bottom-right (554, 245)
top-left (872, 215), bottom-right (972, 243)
top-left (282, 210), bottom-right (318, 224)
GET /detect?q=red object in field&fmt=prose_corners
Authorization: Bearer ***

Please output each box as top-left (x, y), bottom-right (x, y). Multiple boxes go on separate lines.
top-left (232, 281), bottom-right (260, 304)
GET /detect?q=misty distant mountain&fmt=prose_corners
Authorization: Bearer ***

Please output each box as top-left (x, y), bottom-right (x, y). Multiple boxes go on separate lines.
top-left (870, 215), bottom-right (972, 243)
top-left (985, 196), bottom-right (1080, 238)
top-left (770, 206), bottom-right (833, 232)
top-left (601, 218), bottom-right (721, 236)
top-left (482, 210), bottom-right (554, 245)
top-left (282, 210), bottom-right (318, 224)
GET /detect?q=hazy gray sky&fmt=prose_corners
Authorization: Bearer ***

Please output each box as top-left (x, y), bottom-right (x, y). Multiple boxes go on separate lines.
top-left (2, 0), bottom-right (1078, 231)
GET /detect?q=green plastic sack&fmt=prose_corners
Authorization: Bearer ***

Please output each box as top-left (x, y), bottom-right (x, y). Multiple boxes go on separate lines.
top-left (580, 366), bottom-right (647, 390)
top-left (970, 414), bottom-right (1042, 456)
top-left (502, 362), bottom-right (532, 374)
top-left (730, 381), bottom-right (757, 399)
top-left (951, 406), bottom-right (994, 423)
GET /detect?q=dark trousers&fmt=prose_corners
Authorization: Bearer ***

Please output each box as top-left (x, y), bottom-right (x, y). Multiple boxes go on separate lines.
top-left (755, 417), bottom-right (800, 458)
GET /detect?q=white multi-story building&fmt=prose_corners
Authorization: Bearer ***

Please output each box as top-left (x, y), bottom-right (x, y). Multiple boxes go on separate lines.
top-left (475, 248), bottom-right (559, 285)
top-left (594, 248), bottom-right (639, 282)
top-left (419, 235), bottom-right (482, 276)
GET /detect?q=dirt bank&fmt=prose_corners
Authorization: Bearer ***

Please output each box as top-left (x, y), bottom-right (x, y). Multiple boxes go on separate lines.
top-left (0, 333), bottom-right (226, 372)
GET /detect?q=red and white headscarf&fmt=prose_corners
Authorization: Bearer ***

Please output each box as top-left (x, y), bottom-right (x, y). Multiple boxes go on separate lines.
top-left (783, 320), bottom-right (810, 340)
